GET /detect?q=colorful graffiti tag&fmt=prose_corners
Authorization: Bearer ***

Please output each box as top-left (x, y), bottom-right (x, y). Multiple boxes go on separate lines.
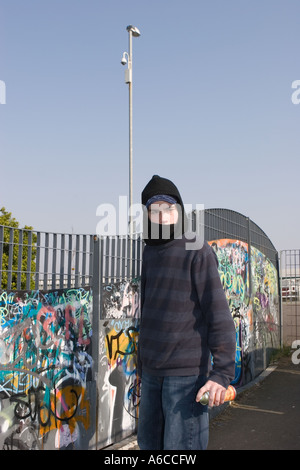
top-left (102, 278), bottom-right (140, 319)
top-left (209, 239), bottom-right (250, 308)
top-left (0, 288), bottom-right (94, 450)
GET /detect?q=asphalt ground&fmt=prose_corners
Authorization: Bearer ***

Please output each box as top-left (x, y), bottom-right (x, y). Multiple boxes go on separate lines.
top-left (105, 353), bottom-right (300, 451)
top-left (208, 354), bottom-right (300, 450)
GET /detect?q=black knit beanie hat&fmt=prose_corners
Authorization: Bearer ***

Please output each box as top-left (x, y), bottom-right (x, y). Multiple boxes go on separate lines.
top-left (141, 175), bottom-right (188, 245)
top-left (142, 175), bottom-right (184, 208)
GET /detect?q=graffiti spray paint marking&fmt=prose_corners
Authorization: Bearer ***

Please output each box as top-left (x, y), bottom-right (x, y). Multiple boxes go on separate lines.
top-left (105, 326), bottom-right (138, 362)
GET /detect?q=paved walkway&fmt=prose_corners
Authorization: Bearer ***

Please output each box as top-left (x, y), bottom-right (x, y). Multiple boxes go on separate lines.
top-left (105, 354), bottom-right (300, 451)
top-left (208, 354), bottom-right (300, 450)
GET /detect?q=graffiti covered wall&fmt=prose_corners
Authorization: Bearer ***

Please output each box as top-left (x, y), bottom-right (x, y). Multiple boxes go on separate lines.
top-left (98, 318), bottom-right (140, 448)
top-left (208, 239), bottom-right (280, 385)
top-left (97, 241), bottom-right (280, 447)
top-left (0, 288), bottom-right (96, 450)
top-left (98, 279), bottom-right (141, 448)
top-left (251, 246), bottom-right (280, 377)
top-left (209, 239), bottom-right (251, 385)
top-left (0, 239), bottom-right (280, 449)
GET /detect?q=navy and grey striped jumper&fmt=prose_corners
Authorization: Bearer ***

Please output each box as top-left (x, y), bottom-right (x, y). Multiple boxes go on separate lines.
top-left (138, 234), bottom-right (236, 389)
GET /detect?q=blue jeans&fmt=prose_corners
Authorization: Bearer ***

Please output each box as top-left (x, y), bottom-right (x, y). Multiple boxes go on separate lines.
top-left (137, 372), bottom-right (209, 450)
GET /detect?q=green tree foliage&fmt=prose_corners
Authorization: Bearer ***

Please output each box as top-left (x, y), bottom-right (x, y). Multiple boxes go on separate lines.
top-left (0, 207), bottom-right (37, 290)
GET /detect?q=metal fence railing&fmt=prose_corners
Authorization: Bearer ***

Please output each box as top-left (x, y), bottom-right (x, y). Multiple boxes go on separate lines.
top-left (100, 235), bottom-right (143, 284)
top-left (280, 249), bottom-right (300, 345)
top-left (196, 208), bottom-right (278, 268)
top-left (0, 225), bottom-right (94, 290)
top-left (0, 209), bottom-right (280, 293)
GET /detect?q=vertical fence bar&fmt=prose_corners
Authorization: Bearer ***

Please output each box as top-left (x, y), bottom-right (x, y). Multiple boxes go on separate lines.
top-left (121, 237), bottom-right (126, 280)
top-left (99, 236), bottom-right (104, 319)
top-left (17, 229), bottom-right (23, 290)
top-left (247, 217), bottom-right (252, 301)
top-left (35, 232), bottom-right (41, 290)
top-left (75, 235), bottom-right (80, 287)
top-left (277, 250), bottom-right (282, 347)
top-left (0, 225), bottom-right (3, 287)
top-left (132, 236), bottom-right (136, 278)
top-left (104, 237), bottom-right (110, 283)
top-left (89, 235), bottom-right (94, 286)
top-left (52, 233), bottom-right (57, 290)
top-left (279, 250), bottom-right (284, 347)
top-left (26, 230), bottom-right (32, 290)
top-left (44, 232), bottom-right (49, 290)
top-left (7, 227), bottom-right (14, 290)
top-left (67, 234), bottom-right (73, 288)
top-left (92, 236), bottom-right (101, 319)
top-left (111, 237), bottom-right (116, 282)
top-left (82, 235), bottom-right (87, 286)
top-left (60, 234), bottom-right (65, 289)
top-left (126, 236), bottom-right (130, 280)
top-left (116, 236), bottom-right (121, 280)
top-left (136, 236), bottom-right (142, 278)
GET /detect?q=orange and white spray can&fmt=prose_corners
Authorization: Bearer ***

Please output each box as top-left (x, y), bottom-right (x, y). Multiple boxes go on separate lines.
top-left (199, 385), bottom-right (236, 406)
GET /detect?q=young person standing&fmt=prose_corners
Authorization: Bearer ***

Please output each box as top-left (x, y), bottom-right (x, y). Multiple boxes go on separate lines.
top-left (137, 175), bottom-right (236, 450)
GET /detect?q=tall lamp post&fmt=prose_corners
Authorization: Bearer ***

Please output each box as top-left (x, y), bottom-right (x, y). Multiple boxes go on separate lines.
top-left (121, 25), bottom-right (141, 241)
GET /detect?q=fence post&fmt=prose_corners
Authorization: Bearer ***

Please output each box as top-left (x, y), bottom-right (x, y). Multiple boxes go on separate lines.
top-left (91, 235), bottom-right (101, 449)
top-left (278, 250), bottom-right (283, 348)
top-left (92, 234), bottom-right (101, 364)
top-left (35, 232), bottom-right (41, 289)
top-left (0, 225), bottom-right (3, 287)
top-left (247, 217), bottom-right (252, 301)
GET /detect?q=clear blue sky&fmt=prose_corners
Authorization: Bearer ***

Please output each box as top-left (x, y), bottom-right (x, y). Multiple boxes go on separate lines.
top-left (1, 0), bottom-right (300, 252)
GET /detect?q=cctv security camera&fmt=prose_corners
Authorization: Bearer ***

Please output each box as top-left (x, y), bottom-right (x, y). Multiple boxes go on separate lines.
top-left (121, 52), bottom-right (128, 66)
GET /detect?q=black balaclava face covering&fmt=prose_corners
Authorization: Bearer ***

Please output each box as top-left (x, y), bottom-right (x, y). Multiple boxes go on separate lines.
top-left (141, 175), bottom-right (188, 246)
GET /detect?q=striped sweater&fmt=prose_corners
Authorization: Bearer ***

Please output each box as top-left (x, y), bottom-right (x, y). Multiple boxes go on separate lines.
top-left (138, 233), bottom-right (236, 388)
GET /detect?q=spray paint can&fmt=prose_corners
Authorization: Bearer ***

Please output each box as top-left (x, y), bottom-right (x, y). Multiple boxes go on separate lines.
top-left (199, 385), bottom-right (236, 405)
